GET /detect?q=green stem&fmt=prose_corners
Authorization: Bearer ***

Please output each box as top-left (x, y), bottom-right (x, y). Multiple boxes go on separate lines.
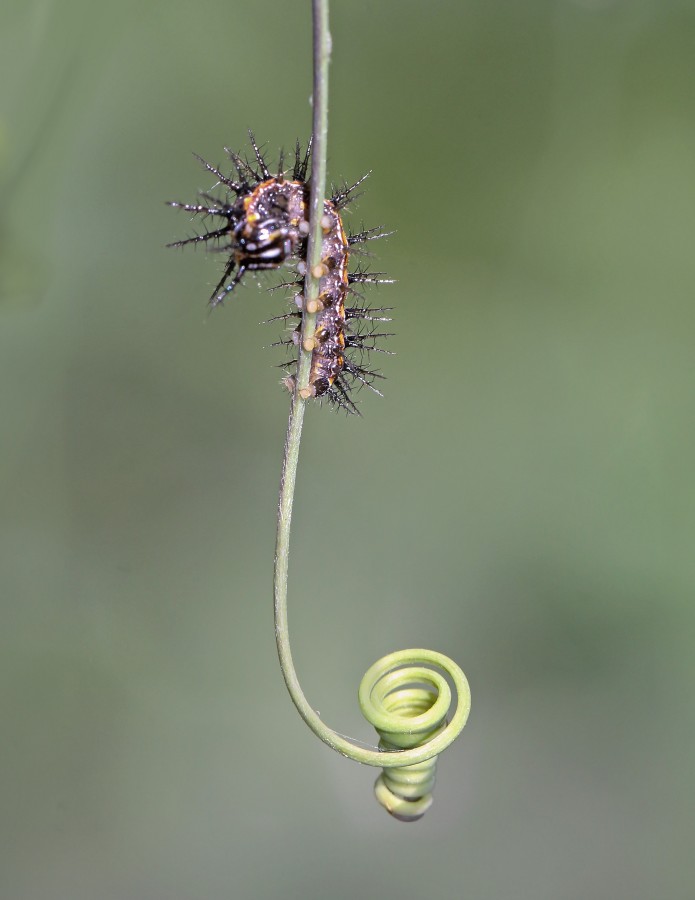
top-left (272, 0), bottom-right (470, 770)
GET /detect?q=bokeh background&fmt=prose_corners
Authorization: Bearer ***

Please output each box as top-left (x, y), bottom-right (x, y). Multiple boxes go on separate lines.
top-left (2, 0), bottom-right (694, 897)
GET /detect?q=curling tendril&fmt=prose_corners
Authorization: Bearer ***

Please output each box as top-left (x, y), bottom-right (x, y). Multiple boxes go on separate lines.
top-left (273, 0), bottom-right (471, 821)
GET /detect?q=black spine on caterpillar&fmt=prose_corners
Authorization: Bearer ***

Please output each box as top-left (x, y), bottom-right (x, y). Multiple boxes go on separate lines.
top-left (167, 131), bottom-right (393, 414)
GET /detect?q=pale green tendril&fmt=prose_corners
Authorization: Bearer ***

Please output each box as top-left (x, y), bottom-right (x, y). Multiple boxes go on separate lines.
top-left (272, 0), bottom-right (471, 820)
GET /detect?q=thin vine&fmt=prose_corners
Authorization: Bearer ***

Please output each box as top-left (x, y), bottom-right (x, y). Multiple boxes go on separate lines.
top-left (272, 0), bottom-right (471, 821)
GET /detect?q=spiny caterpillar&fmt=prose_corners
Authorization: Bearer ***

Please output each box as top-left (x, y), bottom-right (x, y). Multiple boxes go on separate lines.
top-left (168, 132), bottom-right (393, 414)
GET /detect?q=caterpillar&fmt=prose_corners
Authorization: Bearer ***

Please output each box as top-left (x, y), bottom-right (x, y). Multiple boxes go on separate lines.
top-left (167, 132), bottom-right (393, 414)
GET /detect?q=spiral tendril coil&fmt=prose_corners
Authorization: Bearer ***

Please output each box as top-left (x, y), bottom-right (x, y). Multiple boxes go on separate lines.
top-left (358, 649), bottom-right (471, 821)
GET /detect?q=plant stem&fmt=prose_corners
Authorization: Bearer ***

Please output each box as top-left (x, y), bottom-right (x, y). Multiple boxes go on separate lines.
top-left (272, 0), bottom-right (470, 769)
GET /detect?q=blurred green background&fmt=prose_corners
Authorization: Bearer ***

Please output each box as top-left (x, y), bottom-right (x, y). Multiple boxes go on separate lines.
top-left (2, 0), bottom-right (694, 897)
